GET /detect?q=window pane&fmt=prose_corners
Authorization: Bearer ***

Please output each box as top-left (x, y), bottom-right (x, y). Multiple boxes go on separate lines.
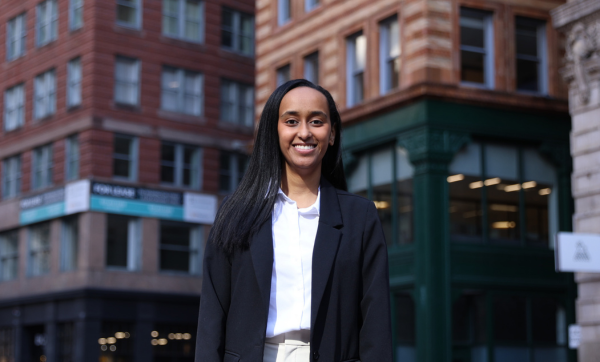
top-left (29, 223), bottom-right (51, 276)
top-left (395, 294), bottom-right (416, 362)
top-left (516, 59), bottom-right (539, 92)
top-left (460, 23), bottom-right (485, 48)
top-left (100, 322), bottom-right (134, 359)
top-left (494, 295), bottom-right (527, 343)
top-left (113, 159), bottom-right (130, 178)
top-left (276, 64), bottom-right (290, 86)
top-left (117, 4), bottom-right (137, 24)
top-left (516, 20), bottom-right (538, 57)
top-left (152, 324), bottom-right (196, 359)
top-left (532, 298), bottom-right (562, 344)
top-left (106, 215), bottom-right (129, 267)
top-left (461, 50), bottom-right (485, 83)
top-left (115, 137), bottom-right (132, 156)
top-left (160, 222), bottom-right (191, 272)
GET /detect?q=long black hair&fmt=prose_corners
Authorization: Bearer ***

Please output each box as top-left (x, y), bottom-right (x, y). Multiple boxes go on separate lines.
top-left (211, 79), bottom-right (347, 253)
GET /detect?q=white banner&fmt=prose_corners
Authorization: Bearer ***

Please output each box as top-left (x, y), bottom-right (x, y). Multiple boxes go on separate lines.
top-left (184, 192), bottom-right (217, 224)
top-left (556, 232), bottom-right (600, 272)
top-left (65, 180), bottom-right (90, 214)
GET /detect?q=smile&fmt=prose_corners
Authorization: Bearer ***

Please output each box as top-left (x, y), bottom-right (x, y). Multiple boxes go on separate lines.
top-left (293, 144), bottom-right (316, 150)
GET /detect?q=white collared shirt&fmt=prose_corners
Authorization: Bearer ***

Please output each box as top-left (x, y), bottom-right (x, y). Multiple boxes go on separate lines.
top-left (266, 187), bottom-right (320, 338)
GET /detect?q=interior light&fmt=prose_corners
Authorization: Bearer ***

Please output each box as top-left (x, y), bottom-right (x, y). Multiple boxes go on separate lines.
top-left (151, 339), bottom-right (159, 346)
top-left (490, 204), bottom-right (518, 212)
top-left (492, 221), bottom-right (516, 229)
top-left (109, 345), bottom-right (116, 352)
top-left (107, 337), bottom-right (116, 344)
top-left (98, 338), bottom-right (107, 345)
top-left (484, 177), bottom-right (501, 186)
top-left (522, 181), bottom-right (537, 189)
top-left (158, 338), bottom-right (168, 345)
top-left (539, 188), bottom-right (551, 195)
top-left (183, 333), bottom-right (192, 340)
top-left (504, 184), bottom-right (521, 192)
top-left (168, 333), bottom-right (175, 340)
top-left (151, 331), bottom-right (159, 338)
top-left (101, 345), bottom-right (108, 351)
top-left (115, 332), bottom-right (125, 339)
top-left (469, 181), bottom-right (483, 189)
top-left (373, 201), bottom-right (390, 209)
top-left (176, 333), bottom-right (183, 340)
top-left (447, 174), bottom-right (464, 183)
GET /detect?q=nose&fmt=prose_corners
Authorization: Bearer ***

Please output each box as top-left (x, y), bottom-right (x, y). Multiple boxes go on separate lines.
top-left (297, 121), bottom-right (311, 140)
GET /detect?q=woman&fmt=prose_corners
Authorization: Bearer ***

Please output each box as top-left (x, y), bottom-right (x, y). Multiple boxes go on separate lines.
top-left (195, 79), bottom-right (392, 362)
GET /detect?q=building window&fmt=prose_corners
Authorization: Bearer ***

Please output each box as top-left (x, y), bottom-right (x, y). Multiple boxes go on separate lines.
top-left (515, 17), bottom-right (547, 94)
top-left (303, 52), bottom-right (319, 84)
top-left (57, 323), bottom-right (75, 362)
top-left (380, 16), bottom-right (400, 94)
top-left (28, 222), bottom-right (51, 276)
top-left (163, 0), bottom-right (204, 42)
top-left (0, 328), bottom-right (15, 362)
top-left (2, 155), bottom-right (21, 199)
top-left (69, 0), bottom-right (84, 30)
top-left (106, 215), bottom-right (141, 270)
top-left (4, 84), bottom-right (25, 132)
top-left (65, 135), bottom-right (80, 181)
top-left (32, 144), bottom-right (53, 190)
top-left (34, 69), bottom-right (57, 120)
top-left (160, 142), bottom-right (201, 188)
top-left (305, 0), bottom-right (319, 12)
top-left (460, 8), bottom-right (494, 88)
top-left (67, 57), bottom-right (82, 108)
top-left (115, 56), bottom-right (140, 106)
top-left (0, 230), bottom-right (19, 282)
top-left (278, 0), bottom-right (291, 26)
top-left (36, 0), bottom-right (58, 47)
top-left (348, 146), bottom-right (414, 245)
top-left (113, 134), bottom-right (138, 181)
top-left (117, 0), bottom-right (141, 29)
top-left (219, 151), bottom-right (248, 193)
top-left (452, 293), bottom-right (486, 362)
top-left (220, 79), bottom-right (254, 126)
top-left (61, 217), bottom-right (78, 271)
top-left (161, 66), bottom-right (203, 116)
top-left (159, 221), bottom-right (202, 274)
top-left (221, 7), bottom-right (254, 56)
top-left (346, 32), bottom-right (366, 107)
top-left (100, 322), bottom-right (133, 359)
top-left (276, 64), bottom-right (291, 87)
top-left (7, 13), bottom-right (26, 61)
top-left (152, 324), bottom-right (196, 359)
top-left (395, 293), bottom-right (416, 362)
top-left (448, 142), bottom-right (557, 246)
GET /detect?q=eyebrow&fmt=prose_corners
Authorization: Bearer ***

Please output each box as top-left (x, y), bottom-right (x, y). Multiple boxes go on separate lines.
top-left (279, 110), bottom-right (328, 118)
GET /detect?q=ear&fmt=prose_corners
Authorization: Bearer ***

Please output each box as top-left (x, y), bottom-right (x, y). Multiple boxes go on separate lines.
top-left (329, 126), bottom-right (335, 146)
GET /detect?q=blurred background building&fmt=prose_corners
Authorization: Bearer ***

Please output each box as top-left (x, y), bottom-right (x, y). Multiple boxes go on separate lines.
top-left (0, 0), bottom-right (254, 361)
top-left (256, 0), bottom-right (576, 362)
top-left (552, 1), bottom-right (600, 361)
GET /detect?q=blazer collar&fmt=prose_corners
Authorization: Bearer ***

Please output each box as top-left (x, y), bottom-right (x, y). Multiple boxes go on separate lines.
top-left (318, 176), bottom-right (343, 228)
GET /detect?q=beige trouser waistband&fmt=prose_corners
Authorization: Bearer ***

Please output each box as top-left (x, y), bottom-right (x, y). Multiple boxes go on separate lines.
top-left (265, 330), bottom-right (310, 345)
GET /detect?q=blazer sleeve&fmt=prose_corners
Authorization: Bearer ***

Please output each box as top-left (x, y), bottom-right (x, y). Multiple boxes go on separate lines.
top-left (359, 202), bottom-right (393, 362)
top-left (195, 229), bottom-right (232, 362)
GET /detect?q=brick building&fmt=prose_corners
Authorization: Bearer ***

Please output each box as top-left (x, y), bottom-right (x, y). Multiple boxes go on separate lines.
top-left (0, 0), bottom-right (254, 361)
top-left (257, 0), bottom-right (576, 361)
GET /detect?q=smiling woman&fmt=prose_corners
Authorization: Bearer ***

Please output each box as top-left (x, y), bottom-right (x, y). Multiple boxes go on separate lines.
top-left (196, 79), bottom-right (393, 362)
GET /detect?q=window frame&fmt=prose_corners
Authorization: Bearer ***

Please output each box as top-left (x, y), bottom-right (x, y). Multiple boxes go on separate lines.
top-left (160, 66), bottom-right (203, 116)
top-left (28, 222), bottom-right (51, 277)
top-left (6, 13), bottom-right (27, 61)
top-left (116, 0), bottom-right (142, 29)
top-left (160, 142), bottom-right (202, 189)
top-left (277, 0), bottom-right (291, 26)
top-left (32, 144), bottom-right (53, 191)
top-left (113, 134), bottom-right (138, 181)
top-left (515, 17), bottom-right (548, 95)
top-left (0, 230), bottom-right (19, 282)
top-left (36, 0), bottom-right (59, 47)
top-left (67, 57), bottom-right (82, 108)
top-left (220, 79), bottom-right (254, 126)
top-left (459, 7), bottom-right (495, 89)
top-left (159, 221), bottom-right (203, 275)
top-left (65, 134), bottom-right (80, 181)
top-left (105, 215), bottom-right (142, 271)
top-left (2, 155), bottom-right (21, 199)
top-left (276, 64), bottom-right (291, 87)
top-left (379, 15), bottom-right (400, 95)
top-left (219, 151), bottom-right (248, 194)
top-left (221, 7), bottom-right (254, 56)
top-left (114, 56), bottom-right (141, 107)
top-left (346, 31), bottom-right (366, 107)
top-left (303, 51), bottom-right (319, 85)
top-left (69, 0), bottom-right (84, 30)
top-left (4, 83), bottom-right (25, 132)
top-left (60, 216), bottom-right (78, 271)
top-left (162, 0), bottom-right (205, 43)
top-left (34, 69), bottom-right (57, 120)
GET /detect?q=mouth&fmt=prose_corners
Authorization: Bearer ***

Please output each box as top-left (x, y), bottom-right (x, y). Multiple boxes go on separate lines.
top-left (293, 144), bottom-right (316, 150)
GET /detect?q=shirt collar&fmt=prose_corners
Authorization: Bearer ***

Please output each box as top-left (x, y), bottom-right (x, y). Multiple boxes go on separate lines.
top-left (277, 187), bottom-right (321, 216)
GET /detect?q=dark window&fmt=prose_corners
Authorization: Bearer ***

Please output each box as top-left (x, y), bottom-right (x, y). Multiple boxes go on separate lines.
top-left (160, 221), bottom-right (202, 274)
top-left (303, 52), bottom-right (319, 85)
top-left (452, 293), bottom-right (486, 362)
top-left (0, 327), bottom-right (15, 362)
top-left (106, 215), bottom-right (139, 270)
top-left (276, 64), bottom-right (290, 87)
top-left (221, 7), bottom-right (254, 56)
top-left (395, 293), bottom-right (416, 362)
top-left (113, 134), bottom-right (137, 180)
top-left (99, 322), bottom-right (134, 360)
top-left (515, 17), bottom-right (546, 93)
top-left (219, 151), bottom-right (248, 193)
top-left (460, 8), bottom-right (493, 87)
top-left (58, 322), bottom-right (75, 362)
top-left (161, 142), bottom-right (201, 188)
top-left (24, 325), bottom-right (45, 362)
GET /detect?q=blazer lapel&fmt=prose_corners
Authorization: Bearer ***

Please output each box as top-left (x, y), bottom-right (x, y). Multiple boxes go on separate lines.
top-left (311, 177), bottom-right (343, 328)
top-left (250, 215), bottom-right (274, 310)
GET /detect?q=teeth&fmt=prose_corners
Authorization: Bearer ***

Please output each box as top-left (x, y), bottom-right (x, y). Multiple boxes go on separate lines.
top-left (294, 145), bottom-right (315, 150)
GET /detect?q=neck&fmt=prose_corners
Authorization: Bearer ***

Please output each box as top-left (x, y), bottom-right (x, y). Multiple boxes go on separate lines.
top-left (281, 164), bottom-right (320, 208)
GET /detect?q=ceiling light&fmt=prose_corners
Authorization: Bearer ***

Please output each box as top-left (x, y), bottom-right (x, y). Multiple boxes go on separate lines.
top-left (447, 174), bottom-right (464, 183)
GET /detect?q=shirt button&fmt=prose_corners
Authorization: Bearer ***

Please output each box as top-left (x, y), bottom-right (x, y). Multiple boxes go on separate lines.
top-left (313, 352), bottom-right (319, 360)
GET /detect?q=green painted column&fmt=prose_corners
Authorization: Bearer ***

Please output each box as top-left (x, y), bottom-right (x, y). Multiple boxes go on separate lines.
top-left (398, 127), bottom-right (469, 362)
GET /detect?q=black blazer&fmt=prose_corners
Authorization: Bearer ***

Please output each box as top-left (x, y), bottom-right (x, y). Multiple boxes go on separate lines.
top-left (195, 178), bottom-right (393, 362)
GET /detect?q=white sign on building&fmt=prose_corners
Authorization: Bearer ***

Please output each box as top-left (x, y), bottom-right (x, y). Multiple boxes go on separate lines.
top-left (569, 324), bottom-right (581, 349)
top-left (555, 232), bottom-right (600, 272)
top-left (65, 179), bottom-right (91, 214)
top-left (184, 192), bottom-right (217, 224)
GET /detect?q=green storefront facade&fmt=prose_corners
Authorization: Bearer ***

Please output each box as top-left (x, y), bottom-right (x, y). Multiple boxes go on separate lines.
top-left (342, 99), bottom-right (576, 362)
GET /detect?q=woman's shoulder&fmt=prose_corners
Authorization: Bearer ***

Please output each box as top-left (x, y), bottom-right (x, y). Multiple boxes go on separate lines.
top-left (334, 189), bottom-right (376, 209)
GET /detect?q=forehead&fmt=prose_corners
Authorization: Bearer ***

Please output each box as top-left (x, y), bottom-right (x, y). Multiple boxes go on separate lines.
top-left (279, 87), bottom-right (329, 115)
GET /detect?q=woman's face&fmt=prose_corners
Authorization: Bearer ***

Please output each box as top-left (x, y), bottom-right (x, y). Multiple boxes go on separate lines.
top-left (278, 87), bottom-right (335, 178)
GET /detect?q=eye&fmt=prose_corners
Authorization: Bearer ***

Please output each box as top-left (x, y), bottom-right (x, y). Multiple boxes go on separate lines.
top-left (284, 118), bottom-right (299, 125)
top-left (310, 119), bottom-right (324, 125)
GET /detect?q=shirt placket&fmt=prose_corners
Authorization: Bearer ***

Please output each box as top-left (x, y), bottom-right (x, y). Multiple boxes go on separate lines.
top-left (289, 203), bottom-right (304, 329)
